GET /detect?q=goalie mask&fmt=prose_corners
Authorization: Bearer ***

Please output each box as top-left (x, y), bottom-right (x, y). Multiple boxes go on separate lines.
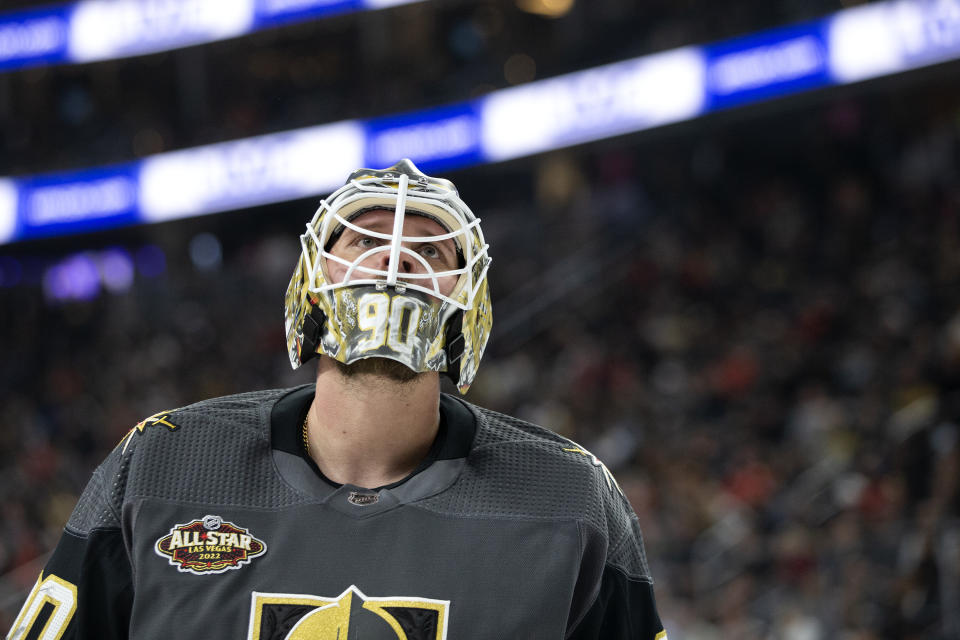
top-left (284, 159), bottom-right (492, 394)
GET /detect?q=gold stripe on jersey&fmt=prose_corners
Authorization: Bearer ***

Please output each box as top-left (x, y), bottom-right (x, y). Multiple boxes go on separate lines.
top-left (562, 445), bottom-right (623, 495)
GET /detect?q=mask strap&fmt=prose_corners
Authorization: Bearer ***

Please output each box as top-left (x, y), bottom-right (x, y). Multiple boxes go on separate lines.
top-left (299, 305), bottom-right (327, 363)
top-left (444, 310), bottom-right (465, 383)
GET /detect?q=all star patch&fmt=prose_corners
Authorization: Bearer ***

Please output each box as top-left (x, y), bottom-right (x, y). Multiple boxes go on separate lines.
top-left (155, 515), bottom-right (266, 575)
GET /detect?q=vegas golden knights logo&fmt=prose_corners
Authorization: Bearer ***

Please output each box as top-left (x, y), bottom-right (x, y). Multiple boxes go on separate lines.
top-left (247, 586), bottom-right (449, 640)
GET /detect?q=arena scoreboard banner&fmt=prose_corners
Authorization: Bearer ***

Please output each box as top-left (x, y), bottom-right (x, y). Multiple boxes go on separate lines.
top-left (481, 48), bottom-right (706, 162)
top-left (138, 123), bottom-right (365, 223)
top-left (364, 103), bottom-right (486, 174)
top-left (0, 0), bottom-right (421, 70)
top-left (9, 165), bottom-right (140, 243)
top-left (2, 0), bottom-right (960, 244)
top-left (0, 4), bottom-right (72, 71)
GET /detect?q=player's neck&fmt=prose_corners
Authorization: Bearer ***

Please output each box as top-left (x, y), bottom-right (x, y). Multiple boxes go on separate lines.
top-left (306, 358), bottom-right (441, 489)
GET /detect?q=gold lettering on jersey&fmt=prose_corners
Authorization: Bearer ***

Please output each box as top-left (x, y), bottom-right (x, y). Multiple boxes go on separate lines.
top-left (155, 516), bottom-right (266, 575)
top-left (166, 530), bottom-right (254, 551)
top-left (248, 586), bottom-right (449, 640)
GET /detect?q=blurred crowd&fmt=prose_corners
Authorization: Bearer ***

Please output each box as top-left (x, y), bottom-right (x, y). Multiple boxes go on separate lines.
top-left (471, 83), bottom-right (960, 637)
top-left (2, 0), bottom-right (958, 638)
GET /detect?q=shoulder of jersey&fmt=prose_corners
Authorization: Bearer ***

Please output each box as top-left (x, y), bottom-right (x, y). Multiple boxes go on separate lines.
top-left (115, 387), bottom-right (291, 456)
top-left (467, 402), bottom-right (622, 493)
top-left (94, 387), bottom-right (308, 513)
top-left (467, 403), bottom-right (569, 444)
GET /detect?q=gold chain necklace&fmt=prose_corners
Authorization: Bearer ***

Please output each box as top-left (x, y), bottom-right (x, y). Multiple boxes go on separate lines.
top-left (301, 414), bottom-right (310, 456)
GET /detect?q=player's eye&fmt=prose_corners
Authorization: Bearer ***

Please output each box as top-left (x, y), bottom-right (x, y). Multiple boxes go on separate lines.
top-left (419, 244), bottom-right (440, 259)
top-left (356, 237), bottom-right (378, 249)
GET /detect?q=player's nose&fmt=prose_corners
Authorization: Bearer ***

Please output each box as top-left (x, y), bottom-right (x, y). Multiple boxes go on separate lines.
top-left (373, 248), bottom-right (416, 273)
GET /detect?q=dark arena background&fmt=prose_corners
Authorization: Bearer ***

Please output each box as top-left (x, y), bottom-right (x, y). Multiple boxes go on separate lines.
top-left (2, 0), bottom-right (960, 637)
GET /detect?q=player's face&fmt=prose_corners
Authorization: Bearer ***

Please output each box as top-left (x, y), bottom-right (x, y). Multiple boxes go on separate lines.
top-left (326, 209), bottom-right (460, 297)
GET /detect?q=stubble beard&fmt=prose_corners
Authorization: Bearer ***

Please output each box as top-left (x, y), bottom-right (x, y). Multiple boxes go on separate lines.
top-left (333, 357), bottom-right (420, 384)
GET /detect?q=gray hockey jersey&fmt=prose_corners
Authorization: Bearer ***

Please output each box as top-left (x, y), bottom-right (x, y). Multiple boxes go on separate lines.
top-left (7, 386), bottom-right (666, 639)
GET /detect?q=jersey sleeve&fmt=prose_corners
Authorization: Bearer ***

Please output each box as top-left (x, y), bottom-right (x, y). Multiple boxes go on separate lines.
top-left (7, 442), bottom-right (134, 640)
top-left (565, 467), bottom-right (667, 640)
